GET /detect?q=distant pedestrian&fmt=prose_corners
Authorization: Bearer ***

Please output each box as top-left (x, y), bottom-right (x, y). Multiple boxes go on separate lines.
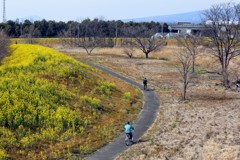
top-left (143, 77), bottom-right (148, 90)
top-left (236, 80), bottom-right (240, 92)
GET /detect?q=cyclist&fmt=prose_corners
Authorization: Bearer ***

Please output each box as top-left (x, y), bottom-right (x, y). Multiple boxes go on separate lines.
top-left (124, 122), bottom-right (134, 141)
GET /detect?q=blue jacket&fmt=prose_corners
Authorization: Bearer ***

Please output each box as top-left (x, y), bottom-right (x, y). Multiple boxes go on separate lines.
top-left (124, 124), bottom-right (134, 133)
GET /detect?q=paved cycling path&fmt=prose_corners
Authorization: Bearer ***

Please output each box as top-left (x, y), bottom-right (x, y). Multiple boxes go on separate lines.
top-left (83, 62), bottom-right (160, 160)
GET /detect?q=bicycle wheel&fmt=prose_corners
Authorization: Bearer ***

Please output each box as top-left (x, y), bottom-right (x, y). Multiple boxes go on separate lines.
top-left (125, 139), bottom-right (132, 146)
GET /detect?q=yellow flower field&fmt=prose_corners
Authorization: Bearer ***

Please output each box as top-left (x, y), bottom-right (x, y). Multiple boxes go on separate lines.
top-left (0, 44), bottom-right (142, 159)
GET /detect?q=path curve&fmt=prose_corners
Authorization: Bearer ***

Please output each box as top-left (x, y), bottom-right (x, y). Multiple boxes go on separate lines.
top-left (83, 62), bottom-right (160, 160)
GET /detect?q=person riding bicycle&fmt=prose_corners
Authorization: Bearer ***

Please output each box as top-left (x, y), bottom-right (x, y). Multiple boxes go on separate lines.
top-left (124, 122), bottom-right (134, 141)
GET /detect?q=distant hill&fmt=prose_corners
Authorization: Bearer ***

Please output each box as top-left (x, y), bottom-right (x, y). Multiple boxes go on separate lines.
top-left (18, 10), bottom-right (203, 24)
top-left (123, 10), bottom-right (204, 24)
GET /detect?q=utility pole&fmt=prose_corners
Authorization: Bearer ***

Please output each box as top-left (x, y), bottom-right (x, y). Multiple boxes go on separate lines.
top-left (115, 21), bottom-right (118, 47)
top-left (161, 23), bottom-right (163, 35)
top-left (3, 0), bottom-right (6, 23)
top-left (20, 23), bottom-right (22, 37)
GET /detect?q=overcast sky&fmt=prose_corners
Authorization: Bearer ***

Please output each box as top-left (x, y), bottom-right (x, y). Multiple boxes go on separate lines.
top-left (3, 0), bottom-right (240, 22)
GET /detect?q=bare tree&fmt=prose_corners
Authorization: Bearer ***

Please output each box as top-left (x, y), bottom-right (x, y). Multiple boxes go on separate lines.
top-left (0, 31), bottom-right (10, 62)
top-left (122, 38), bottom-right (135, 58)
top-left (62, 32), bottom-right (102, 54)
top-left (135, 37), bottom-right (166, 58)
top-left (64, 37), bottom-right (102, 54)
top-left (176, 34), bottom-right (203, 73)
top-left (123, 47), bottom-right (135, 58)
top-left (202, 2), bottom-right (240, 87)
top-left (176, 48), bottom-right (193, 100)
top-left (61, 19), bottom-right (105, 54)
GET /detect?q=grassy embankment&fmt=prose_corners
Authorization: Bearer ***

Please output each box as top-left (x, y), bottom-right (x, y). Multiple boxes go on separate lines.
top-left (0, 44), bottom-right (142, 159)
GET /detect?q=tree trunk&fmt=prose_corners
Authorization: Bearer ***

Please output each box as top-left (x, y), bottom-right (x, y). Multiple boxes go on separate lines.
top-left (222, 67), bottom-right (229, 87)
top-left (145, 52), bottom-right (149, 59)
top-left (192, 57), bottom-right (195, 73)
top-left (183, 81), bottom-right (187, 100)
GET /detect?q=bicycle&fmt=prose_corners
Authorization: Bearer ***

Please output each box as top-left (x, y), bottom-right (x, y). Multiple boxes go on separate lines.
top-left (124, 133), bottom-right (134, 146)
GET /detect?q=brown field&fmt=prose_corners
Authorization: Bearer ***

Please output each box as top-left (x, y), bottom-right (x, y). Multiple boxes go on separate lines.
top-left (58, 46), bottom-right (240, 160)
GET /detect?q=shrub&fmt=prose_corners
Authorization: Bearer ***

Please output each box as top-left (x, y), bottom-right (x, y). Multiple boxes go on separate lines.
top-left (96, 81), bottom-right (116, 97)
top-left (80, 95), bottom-right (103, 110)
top-left (0, 127), bottom-right (17, 148)
top-left (171, 122), bottom-right (177, 128)
top-left (122, 92), bottom-right (132, 101)
top-left (0, 149), bottom-right (6, 159)
top-left (34, 55), bottom-right (48, 63)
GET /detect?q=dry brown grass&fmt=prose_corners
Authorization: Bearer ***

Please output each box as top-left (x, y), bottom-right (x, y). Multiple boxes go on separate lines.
top-left (59, 46), bottom-right (240, 160)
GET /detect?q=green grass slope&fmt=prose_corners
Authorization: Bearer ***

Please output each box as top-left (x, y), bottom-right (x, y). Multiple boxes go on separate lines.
top-left (0, 44), bottom-right (142, 159)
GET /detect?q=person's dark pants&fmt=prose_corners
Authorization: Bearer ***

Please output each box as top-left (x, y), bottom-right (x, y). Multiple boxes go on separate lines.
top-left (126, 133), bottom-right (133, 140)
top-left (144, 84), bottom-right (147, 90)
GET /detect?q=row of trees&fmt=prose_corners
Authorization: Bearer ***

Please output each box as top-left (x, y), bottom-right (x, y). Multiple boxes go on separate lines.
top-left (61, 28), bottom-right (167, 55)
top-left (0, 19), bottom-right (169, 38)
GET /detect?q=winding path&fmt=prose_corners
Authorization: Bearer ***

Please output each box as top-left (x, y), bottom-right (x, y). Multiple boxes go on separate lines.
top-left (83, 62), bottom-right (160, 160)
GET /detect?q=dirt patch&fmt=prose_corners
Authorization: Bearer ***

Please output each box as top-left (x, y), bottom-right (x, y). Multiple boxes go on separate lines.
top-left (61, 47), bottom-right (240, 160)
